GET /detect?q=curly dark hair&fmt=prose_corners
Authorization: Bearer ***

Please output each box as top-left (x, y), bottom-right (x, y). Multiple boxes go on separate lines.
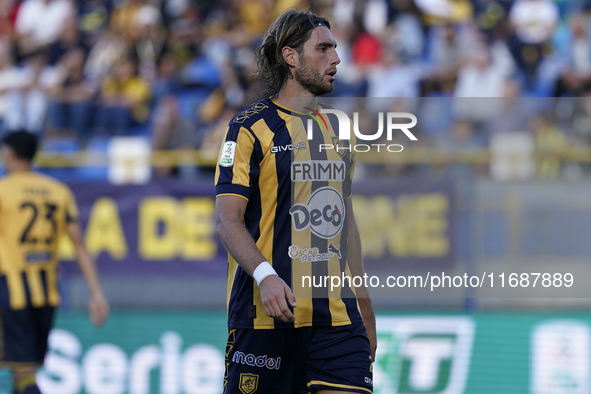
top-left (255, 9), bottom-right (330, 98)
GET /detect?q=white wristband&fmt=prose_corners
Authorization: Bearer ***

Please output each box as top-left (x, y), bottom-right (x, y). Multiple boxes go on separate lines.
top-left (253, 261), bottom-right (277, 286)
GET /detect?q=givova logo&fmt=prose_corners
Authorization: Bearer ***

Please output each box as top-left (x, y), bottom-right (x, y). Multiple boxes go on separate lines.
top-left (270, 142), bottom-right (306, 154)
top-left (374, 317), bottom-right (474, 394)
top-left (290, 187), bottom-right (345, 239)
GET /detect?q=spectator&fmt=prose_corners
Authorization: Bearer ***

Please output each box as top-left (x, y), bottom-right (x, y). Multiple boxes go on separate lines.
top-left (555, 14), bottom-right (591, 96)
top-left (46, 49), bottom-right (95, 137)
top-left (96, 57), bottom-right (151, 135)
top-left (199, 105), bottom-right (236, 164)
top-left (508, 0), bottom-right (559, 87)
top-left (351, 30), bottom-right (382, 67)
top-left (455, 49), bottom-right (508, 98)
top-left (3, 51), bottom-right (62, 133)
top-left (133, 3), bottom-right (167, 82)
top-left (530, 113), bottom-right (567, 179)
top-left (49, 15), bottom-right (89, 65)
top-left (453, 48), bottom-right (508, 123)
top-left (509, 0), bottom-right (558, 44)
top-left (433, 120), bottom-right (486, 179)
top-left (0, 48), bottom-right (16, 134)
top-left (485, 78), bottom-right (535, 139)
top-left (0, 0), bottom-right (588, 181)
top-left (110, 0), bottom-right (145, 44)
top-left (151, 94), bottom-right (196, 178)
top-left (388, 2), bottom-right (425, 63)
top-left (239, 0), bottom-right (274, 36)
top-left (366, 50), bottom-right (420, 98)
top-left (78, 0), bottom-right (113, 46)
top-left (163, 0), bottom-right (200, 40)
top-left (84, 28), bottom-right (127, 82)
top-left (0, 0), bottom-right (19, 41)
top-left (362, 0), bottom-right (389, 37)
top-left (425, 23), bottom-right (473, 95)
top-left (14, 0), bottom-right (75, 57)
top-left (414, 0), bottom-right (474, 25)
top-left (570, 94), bottom-right (591, 147)
top-left (153, 52), bottom-right (182, 102)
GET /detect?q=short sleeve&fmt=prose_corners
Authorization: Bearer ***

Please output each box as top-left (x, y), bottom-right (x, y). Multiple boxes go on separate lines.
top-left (214, 124), bottom-right (260, 201)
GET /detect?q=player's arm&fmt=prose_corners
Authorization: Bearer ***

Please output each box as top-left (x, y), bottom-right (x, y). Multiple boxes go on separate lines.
top-left (346, 197), bottom-right (377, 362)
top-left (215, 195), bottom-right (297, 323)
top-left (66, 221), bottom-right (109, 327)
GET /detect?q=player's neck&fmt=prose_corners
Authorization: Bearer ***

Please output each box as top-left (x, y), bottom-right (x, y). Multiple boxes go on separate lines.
top-left (6, 161), bottom-right (32, 174)
top-left (273, 80), bottom-right (317, 114)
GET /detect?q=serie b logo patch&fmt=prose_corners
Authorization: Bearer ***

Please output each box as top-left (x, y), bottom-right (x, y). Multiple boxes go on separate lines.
top-left (219, 141), bottom-right (237, 167)
top-left (239, 373), bottom-right (259, 394)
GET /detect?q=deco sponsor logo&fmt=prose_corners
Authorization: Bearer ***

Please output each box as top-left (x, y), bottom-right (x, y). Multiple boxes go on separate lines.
top-left (289, 186), bottom-right (345, 239)
top-left (291, 160), bottom-right (345, 182)
top-left (232, 352), bottom-right (281, 370)
top-left (288, 242), bottom-right (342, 263)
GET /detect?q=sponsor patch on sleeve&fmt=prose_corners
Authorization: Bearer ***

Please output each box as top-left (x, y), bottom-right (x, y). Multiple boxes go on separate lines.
top-left (219, 141), bottom-right (237, 167)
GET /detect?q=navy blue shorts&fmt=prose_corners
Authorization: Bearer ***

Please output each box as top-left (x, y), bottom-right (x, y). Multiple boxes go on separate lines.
top-left (0, 306), bottom-right (55, 367)
top-left (224, 323), bottom-right (373, 394)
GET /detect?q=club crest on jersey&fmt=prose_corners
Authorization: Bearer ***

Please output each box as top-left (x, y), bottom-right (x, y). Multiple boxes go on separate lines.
top-left (290, 186), bottom-right (345, 239)
top-left (239, 373), bottom-right (259, 394)
top-left (332, 137), bottom-right (347, 157)
top-left (219, 141), bottom-right (236, 167)
top-left (270, 142), bottom-right (306, 153)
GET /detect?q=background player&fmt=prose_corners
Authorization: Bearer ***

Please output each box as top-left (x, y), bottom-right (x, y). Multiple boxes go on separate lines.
top-left (215, 9), bottom-right (376, 394)
top-left (0, 131), bottom-right (109, 394)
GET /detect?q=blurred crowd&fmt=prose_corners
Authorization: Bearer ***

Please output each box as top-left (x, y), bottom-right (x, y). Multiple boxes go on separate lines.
top-left (1, 0), bottom-right (591, 180)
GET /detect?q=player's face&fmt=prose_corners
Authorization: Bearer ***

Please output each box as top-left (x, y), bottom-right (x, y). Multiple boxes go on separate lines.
top-left (294, 26), bottom-right (340, 96)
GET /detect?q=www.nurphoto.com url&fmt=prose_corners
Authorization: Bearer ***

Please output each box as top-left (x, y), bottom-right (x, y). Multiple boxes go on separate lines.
top-left (301, 272), bottom-right (574, 292)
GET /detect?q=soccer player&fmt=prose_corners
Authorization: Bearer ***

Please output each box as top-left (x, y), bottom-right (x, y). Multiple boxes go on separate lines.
top-left (0, 131), bottom-right (109, 394)
top-left (215, 9), bottom-right (376, 394)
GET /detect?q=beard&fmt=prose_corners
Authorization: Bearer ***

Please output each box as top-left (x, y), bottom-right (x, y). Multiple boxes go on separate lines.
top-left (294, 57), bottom-right (334, 96)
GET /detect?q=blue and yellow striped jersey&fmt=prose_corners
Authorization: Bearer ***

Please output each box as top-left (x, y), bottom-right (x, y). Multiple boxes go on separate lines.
top-left (215, 98), bottom-right (362, 329)
top-left (0, 172), bottom-right (78, 310)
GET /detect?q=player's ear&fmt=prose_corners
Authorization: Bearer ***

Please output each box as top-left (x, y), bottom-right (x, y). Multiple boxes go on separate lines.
top-left (282, 46), bottom-right (298, 68)
top-left (1, 145), bottom-right (13, 161)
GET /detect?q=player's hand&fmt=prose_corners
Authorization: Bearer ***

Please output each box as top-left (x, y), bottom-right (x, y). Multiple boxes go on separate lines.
top-left (89, 292), bottom-right (109, 327)
top-left (364, 316), bottom-right (377, 363)
top-left (359, 298), bottom-right (377, 362)
top-left (259, 275), bottom-right (297, 322)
